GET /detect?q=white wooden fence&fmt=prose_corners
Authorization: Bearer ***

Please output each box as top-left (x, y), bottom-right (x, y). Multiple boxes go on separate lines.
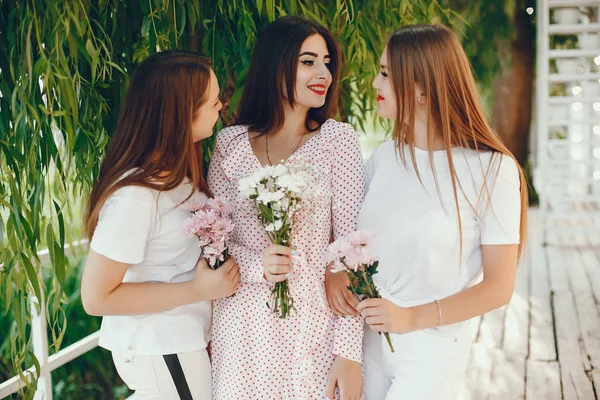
top-left (0, 241), bottom-right (102, 400)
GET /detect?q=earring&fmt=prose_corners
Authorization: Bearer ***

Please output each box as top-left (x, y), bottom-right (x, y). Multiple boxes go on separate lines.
top-left (418, 96), bottom-right (425, 104)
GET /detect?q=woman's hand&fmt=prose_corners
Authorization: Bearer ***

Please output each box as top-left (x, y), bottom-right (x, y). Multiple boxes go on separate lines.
top-left (358, 298), bottom-right (414, 334)
top-left (325, 355), bottom-right (363, 400)
top-left (262, 244), bottom-right (294, 283)
top-left (325, 268), bottom-right (359, 316)
top-left (193, 257), bottom-right (240, 300)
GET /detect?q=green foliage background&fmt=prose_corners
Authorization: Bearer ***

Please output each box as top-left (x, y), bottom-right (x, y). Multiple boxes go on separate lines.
top-left (0, 1), bottom-right (517, 398)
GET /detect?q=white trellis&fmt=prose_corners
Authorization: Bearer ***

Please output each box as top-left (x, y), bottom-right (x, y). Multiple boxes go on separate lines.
top-left (535, 0), bottom-right (600, 237)
top-left (0, 241), bottom-right (106, 400)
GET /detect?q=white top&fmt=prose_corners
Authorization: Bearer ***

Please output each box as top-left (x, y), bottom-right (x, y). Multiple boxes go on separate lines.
top-left (90, 181), bottom-right (211, 356)
top-left (357, 141), bottom-right (521, 307)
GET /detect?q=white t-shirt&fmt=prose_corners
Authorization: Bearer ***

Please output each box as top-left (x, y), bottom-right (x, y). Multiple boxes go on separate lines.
top-left (90, 181), bottom-right (211, 356)
top-left (357, 141), bottom-right (521, 307)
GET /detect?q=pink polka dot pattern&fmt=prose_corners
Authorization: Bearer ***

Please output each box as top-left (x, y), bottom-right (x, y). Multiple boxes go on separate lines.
top-left (207, 119), bottom-right (366, 399)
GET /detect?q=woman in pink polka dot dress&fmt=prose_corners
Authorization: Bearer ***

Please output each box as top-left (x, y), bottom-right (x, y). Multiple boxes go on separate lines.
top-left (207, 16), bottom-right (365, 400)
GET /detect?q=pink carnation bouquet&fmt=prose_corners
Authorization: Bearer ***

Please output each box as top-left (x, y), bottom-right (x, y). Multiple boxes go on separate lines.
top-left (182, 197), bottom-right (234, 270)
top-left (325, 230), bottom-right (394, 352)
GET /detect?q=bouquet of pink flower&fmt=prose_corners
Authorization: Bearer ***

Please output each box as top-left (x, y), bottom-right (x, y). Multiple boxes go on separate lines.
top-left (325, 230), bottom-right (395, 352)
top-left (182, 197), bottom-right (234, 269)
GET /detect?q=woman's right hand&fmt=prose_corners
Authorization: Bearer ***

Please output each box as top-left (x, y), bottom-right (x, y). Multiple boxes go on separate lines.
top-left (262, 244), bottom-right (293, 283)
top-left (193, 257), bottom-right (240, 300)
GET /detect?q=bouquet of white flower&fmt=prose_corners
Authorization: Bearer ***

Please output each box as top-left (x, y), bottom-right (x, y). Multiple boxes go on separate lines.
top-left (239, 164), bottom-right (308, 318)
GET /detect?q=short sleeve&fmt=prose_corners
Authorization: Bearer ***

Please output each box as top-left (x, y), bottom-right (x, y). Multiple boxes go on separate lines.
top-left (90, 186), bottom-right (156, 264)
top-left (365, 143), bottom-right (383, 190)
top-left (480, 154), bottom-right (521, 245)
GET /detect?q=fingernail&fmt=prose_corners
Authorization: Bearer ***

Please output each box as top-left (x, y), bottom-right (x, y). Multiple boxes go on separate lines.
top-left (325, 398), bottom-right (331, 400)
top-left (291, 249), bottom-right (298, 256)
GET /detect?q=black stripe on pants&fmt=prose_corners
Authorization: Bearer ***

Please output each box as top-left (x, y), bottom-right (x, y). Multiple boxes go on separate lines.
top-left (163, 354), bottom-right (193, 400)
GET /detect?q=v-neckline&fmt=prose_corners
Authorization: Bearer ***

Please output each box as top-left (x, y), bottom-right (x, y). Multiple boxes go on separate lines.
top-left (245, 124), bottom-right (324, 168)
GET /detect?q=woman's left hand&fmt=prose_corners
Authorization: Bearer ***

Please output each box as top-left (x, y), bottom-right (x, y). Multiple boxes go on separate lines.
top-left (357, 298), bottom-right (414, 334)
top-left (325, 356), bottom-right (363, 400)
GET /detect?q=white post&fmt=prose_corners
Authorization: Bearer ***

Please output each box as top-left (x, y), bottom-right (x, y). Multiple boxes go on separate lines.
top-left (30, 291), bottom-right (52, 400)
top-left (536, 0), bottom-right (550, 244)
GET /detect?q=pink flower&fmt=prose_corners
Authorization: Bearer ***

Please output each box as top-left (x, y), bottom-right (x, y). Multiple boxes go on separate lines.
top-left (213, 218), bottom-right (235, 236)
top-left (324, 238), bottom-right (353, 264)
top-left (342, 249), bottom-right (361, 272)
top-left (348, 230), bottom-right (376, 247)
top-left (330, 260), bottom-right (348, 274)
top-left (182, 196), bottom-right (207, 212)
top-left (182, 195), bottom-right (234, 269)
top-left (181, 215), bottom-right (206, 237)
top-left (208, 198), bottom-right (232, 216)
top-left (204, 210), bottom-right (219, 226)
top-left (352, 246), bottom-right (379, 266)
top-left (204, 243), bottom-right (227, 266)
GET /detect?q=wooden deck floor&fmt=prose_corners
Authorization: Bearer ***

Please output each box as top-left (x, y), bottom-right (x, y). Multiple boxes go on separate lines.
top-left (460, 209), bottom-right (600, 400)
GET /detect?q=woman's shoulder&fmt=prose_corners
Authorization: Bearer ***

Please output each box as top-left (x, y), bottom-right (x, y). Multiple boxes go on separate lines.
top-left (216, 124), bottom-right (248, 140)
top-left (369, 140), bottom-right (396, 160)
top-left (321, 118), bottom-right (356, 136)
top-left (109, 184), bottom-right (158, 206)
top-left (459, 149), bottom-right (520, 186)
top-left (214, 124), bottom-right (249, 151)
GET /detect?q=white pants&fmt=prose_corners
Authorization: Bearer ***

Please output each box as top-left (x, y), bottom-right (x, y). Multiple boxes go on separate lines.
top-left (112, 349), bottom-right (212, 400)
top-left (363, 321), bottom-right (472, 400)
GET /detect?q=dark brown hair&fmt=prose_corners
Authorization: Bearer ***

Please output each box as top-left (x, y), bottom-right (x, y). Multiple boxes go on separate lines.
top-left (387, 24), bottom-right (528, 256)
top-left (85, 50), bottom-right (213, 238)
top-left (235, 16), bottom-right (341, 135)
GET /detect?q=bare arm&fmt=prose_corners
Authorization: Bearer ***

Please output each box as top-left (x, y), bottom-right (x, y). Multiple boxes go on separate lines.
top-left (359, 244), bottom-right (519, 333)
top-left (81, 249), bottom-right (239, 316)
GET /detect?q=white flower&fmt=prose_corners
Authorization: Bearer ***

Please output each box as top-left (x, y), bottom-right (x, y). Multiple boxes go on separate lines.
top-left (264, 219), bottom-right (283, 232)
top-left (265, 222), bottom-right (276, 232)
top-left (279, 197), bottom-right (290, 211)
top-left (257, 190), bottom-right (285, 204)
top-left (239, 175), bottom-right (260, 197)
top-left (277, 173), bottom-right (306, 194)
top-left (269, 164), bottom-right (288, 178)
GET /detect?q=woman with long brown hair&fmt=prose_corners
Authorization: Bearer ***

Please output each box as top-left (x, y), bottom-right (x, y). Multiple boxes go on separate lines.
top-left (327, 24), bottom-right (527, 399)
top-left (80, 50), bottom-right (240, 399)
top-left (208, 16), bottom-right (364, 400)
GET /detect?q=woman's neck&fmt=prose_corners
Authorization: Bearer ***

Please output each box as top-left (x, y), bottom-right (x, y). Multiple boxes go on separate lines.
top-left (271, 102), bottom-right (311, 138)
top-left (413, 119), bottom-right (445, 151)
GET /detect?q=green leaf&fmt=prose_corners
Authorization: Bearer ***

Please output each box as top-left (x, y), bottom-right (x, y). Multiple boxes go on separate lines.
top-left (46, 223), bottom-right (56, 267)
top-left (266, 0), bottom-right (275, 21)
top-left (53, 201), bottom-right (65, 249)
top-left (20, 254), bottom-right (42, 302)
top-left (4, 268), bottom-right (14, 313)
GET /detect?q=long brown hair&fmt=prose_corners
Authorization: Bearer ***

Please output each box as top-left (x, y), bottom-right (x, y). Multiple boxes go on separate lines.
top-left (85, 50), bottom-right (212, 239)
top-left (387, 24), bottom-right (528, 257)
top-left (235, 16), bottom-right (341, 135)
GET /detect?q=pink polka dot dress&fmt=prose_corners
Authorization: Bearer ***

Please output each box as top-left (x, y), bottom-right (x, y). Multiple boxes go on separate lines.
top-left (207, 119), bottom-right (366, 400)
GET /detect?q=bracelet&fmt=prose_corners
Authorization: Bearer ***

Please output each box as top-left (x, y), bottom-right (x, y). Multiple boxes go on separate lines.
top-left (433, 299), bottom-right (442, 331)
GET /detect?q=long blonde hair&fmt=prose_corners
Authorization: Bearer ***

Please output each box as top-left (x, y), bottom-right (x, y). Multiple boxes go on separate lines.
top-left (387, 24), bottom-right (527, 257)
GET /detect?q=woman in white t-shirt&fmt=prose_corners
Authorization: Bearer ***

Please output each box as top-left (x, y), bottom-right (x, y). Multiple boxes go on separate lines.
top-left (81, 50), bottom-right (240, 400)
top-left (325, 24), bottom-right (528, 399)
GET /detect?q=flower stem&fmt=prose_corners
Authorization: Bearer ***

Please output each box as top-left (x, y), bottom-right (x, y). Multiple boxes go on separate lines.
top-left (383, 332), bottom-right (395, 353)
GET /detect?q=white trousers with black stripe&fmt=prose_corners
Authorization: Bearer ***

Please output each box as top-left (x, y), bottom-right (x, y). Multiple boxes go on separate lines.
top-left (112, 349), bottom-right (212, 399)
